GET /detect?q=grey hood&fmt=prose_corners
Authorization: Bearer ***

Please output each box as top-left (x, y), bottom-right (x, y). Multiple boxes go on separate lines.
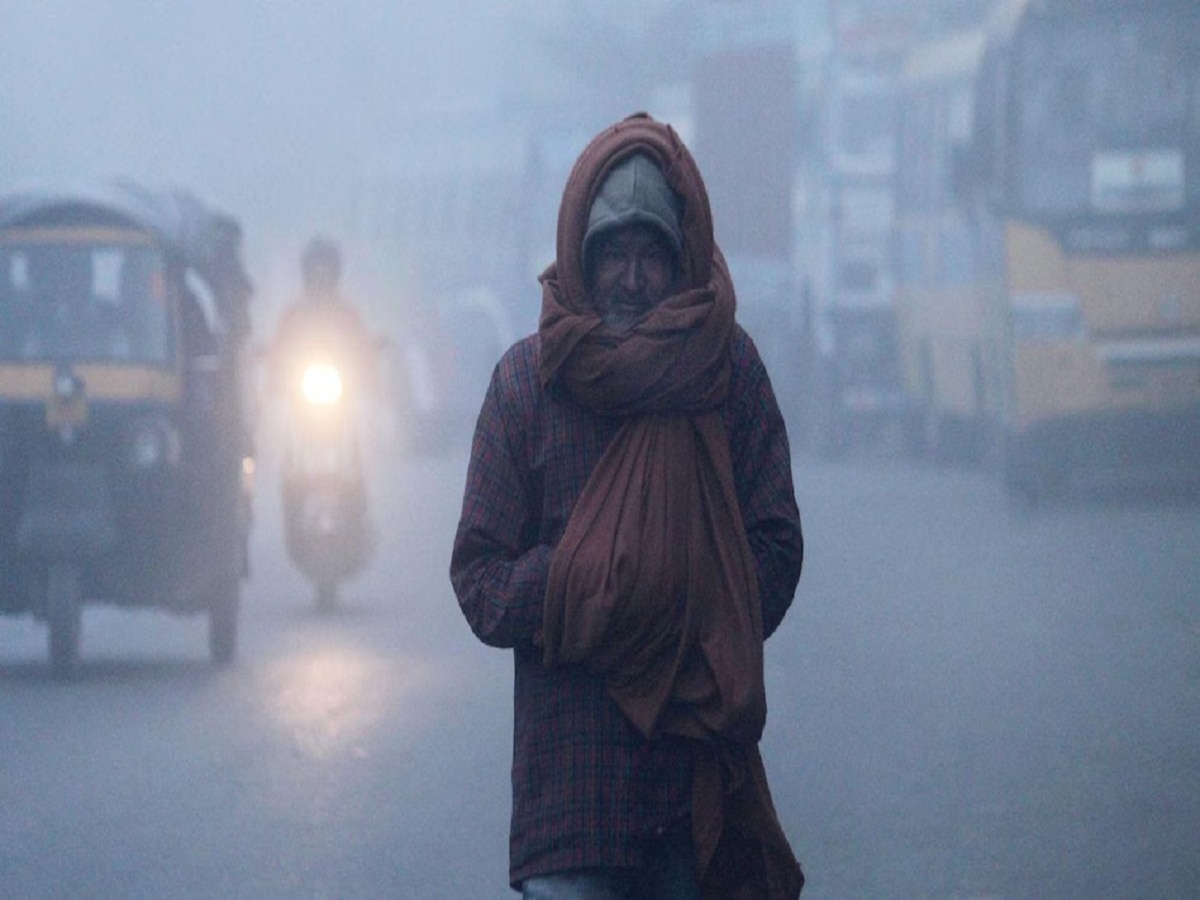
top-left (582, 152), bottom-right (684, 272)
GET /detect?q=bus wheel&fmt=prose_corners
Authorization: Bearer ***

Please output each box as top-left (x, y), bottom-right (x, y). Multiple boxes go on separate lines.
top-left (47, 565), bottom-right (82, 680)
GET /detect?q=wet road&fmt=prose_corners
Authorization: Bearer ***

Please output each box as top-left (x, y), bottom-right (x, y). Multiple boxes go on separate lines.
top-left (2, 444), bottom-right (1198, 898)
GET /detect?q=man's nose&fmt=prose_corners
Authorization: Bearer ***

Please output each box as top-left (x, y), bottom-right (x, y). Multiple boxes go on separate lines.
top-left (619, 256), bottom-right (643, 291)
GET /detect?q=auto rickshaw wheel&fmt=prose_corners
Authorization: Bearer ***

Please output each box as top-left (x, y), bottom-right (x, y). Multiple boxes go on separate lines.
top-left (209, 576), bottom-right (240, 665)
top-left (47, 565), bottom-right (82, 680)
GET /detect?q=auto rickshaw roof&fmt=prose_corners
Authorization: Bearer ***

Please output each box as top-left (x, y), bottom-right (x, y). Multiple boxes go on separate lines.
top-left (0, 181), bottom-right (253, 331)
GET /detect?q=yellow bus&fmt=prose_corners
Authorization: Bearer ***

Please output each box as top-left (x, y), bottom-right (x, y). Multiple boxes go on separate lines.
top-left (895, 0), bottom-right (1200, 499)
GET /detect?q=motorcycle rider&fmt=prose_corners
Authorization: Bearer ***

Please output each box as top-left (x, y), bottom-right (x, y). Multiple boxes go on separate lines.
top-left (269, 236), bottom-right (380, 608)
top-left (270, 236), bottom-right (378, 399)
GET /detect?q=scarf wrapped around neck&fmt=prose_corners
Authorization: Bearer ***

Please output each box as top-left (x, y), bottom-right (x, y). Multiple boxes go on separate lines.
top-left (538, 113), bottom-right (803, 899)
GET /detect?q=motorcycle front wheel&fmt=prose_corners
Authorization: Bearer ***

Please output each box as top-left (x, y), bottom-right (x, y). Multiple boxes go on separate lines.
top-left (315, 581), bottom-right (338, 614)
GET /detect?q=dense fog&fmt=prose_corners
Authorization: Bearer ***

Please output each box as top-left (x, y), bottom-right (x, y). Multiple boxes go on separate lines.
top-left (1, 2), bottom-right (797, 394)
top-left (2, 1), bottom-right (694, 328)
top-left (2, 2), bottom-right (1198, 897)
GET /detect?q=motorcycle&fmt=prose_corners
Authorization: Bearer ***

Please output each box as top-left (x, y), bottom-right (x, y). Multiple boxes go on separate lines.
top-left (0, 183), bottom-right (255, 677)
top-left (280, 354), bottom-right (374, 611)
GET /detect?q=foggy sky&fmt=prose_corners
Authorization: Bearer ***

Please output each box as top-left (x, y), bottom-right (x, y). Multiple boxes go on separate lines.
top-left (2, 3), bottom-right (528, 241)
top-left (3, 5), bottom-right (683, 216)
top-left (1, 1), bottom-right (698, 318)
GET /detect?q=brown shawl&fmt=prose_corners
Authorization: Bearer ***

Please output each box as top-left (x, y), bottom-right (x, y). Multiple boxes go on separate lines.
top-left (538, 113), bottom-right (802, 899)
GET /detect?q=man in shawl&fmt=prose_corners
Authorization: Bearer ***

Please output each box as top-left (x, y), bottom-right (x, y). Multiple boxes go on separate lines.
top-left (450, 113), bottom-right (804, 899)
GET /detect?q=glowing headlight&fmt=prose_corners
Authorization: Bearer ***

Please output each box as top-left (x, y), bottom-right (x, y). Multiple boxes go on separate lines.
top-left (302, 363), bottom-right (343, 405)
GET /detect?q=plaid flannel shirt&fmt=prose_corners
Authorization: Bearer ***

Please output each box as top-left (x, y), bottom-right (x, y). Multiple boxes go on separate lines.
top-left (450, 324), bottom-right (803, 888)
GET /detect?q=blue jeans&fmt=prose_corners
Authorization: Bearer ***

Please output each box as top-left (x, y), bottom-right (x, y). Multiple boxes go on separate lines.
top-left (520, 828), bottom-right (700, 900)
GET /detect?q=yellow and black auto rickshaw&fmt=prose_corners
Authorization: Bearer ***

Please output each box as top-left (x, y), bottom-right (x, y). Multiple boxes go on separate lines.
top-left (0, 183), bottom-right (255, 676)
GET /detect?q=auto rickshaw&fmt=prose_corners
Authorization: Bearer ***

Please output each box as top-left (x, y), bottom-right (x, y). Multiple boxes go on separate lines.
top-left (0, 182), bottom-right (255, 676)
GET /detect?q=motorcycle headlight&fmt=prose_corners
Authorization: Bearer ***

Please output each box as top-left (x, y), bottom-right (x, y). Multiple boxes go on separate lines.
top-left (302, 363), bottom-right (343, 405)
top-left (128, 417), bottom-right (181, 469)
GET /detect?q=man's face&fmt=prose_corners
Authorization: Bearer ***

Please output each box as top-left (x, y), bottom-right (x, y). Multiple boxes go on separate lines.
top-left (587, 223), bottom-right (680, 329)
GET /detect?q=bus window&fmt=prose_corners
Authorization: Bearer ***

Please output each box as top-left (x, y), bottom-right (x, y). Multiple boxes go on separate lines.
top-left (1015, 16), bottom-right (1196, 217)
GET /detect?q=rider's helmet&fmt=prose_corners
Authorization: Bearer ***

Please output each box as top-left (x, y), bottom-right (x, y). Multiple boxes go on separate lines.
top-left (301, 236), bottom-right (342, 300)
